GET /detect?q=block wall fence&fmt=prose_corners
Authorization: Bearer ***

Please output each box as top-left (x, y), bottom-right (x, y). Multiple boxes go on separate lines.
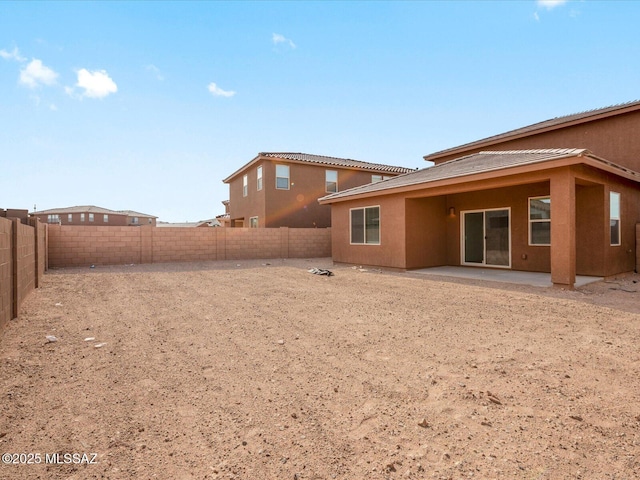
top-left (637, 224), bottom-right (640, 274)
top-left (0, 216), bottom-right (47, 331)
top-left (47, 225), bottom-right (331, 268)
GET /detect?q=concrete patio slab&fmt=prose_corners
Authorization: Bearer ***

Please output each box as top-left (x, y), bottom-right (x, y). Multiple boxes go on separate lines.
top-left (410, 266), bottom-right (602, 288)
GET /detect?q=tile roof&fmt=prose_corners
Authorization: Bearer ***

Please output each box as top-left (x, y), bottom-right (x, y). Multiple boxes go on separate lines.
top-left (319, 148), bottom-right (640, 203)
top-left (223, 152), bottom-right (415, 182)
top-left (260, 152), bottom-right (416, 174)
top-left (117, 210), bottom-right (157, 218)
top-left (424, 100), bottom-right (640, 161)
top-left (32, 205), bottom-right (157, 218)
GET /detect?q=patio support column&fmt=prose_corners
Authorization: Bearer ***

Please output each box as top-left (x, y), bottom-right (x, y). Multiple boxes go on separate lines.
top-left (550, 169), bottom-right (576, 288)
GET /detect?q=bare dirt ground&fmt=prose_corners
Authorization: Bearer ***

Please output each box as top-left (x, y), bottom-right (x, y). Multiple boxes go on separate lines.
top-left (1, 258), bottom-right (639, 480)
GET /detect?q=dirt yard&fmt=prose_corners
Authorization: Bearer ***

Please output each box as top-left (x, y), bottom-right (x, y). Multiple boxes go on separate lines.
top-left (1, 258), bottom-right (639, 480)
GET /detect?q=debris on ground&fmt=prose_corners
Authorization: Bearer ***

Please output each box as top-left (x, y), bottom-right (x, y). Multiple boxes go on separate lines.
top-left (308, 268), bottom-right (333, 276)
top-left (45, 335), bottom-right (58, 343)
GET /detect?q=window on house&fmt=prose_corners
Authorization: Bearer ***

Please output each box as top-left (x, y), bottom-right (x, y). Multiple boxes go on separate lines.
top-left (326, 170), bottom-right (338, 193)
top-left (47, 214), bottom-right (60, 223)
top-left (350, 206), bottom-right (380, 245)
top-left (132, 217), bottom-right (139, 224)
top-left (250, 216), bottom-right (258, 228)
top-left (68, 214), bottom-right (72, 223)
top-left (276, 165), bottom-right (290, 190)
top-left (257, 166), bottom-right (263, 191)
top-left (104, 214), bottom-right (109, 223)
top-left (610, 191), bottom-right (621, 246)
top-left (89, 213), bottom-right (94, 222)
top-left (529, 196), bottom-right (551, 245)
top-left (372, 174), bottom-right (392, 183)
top-left (81, 213), bottom-right (85, 222)
top-left (243, 174), bottom-right (248, 197)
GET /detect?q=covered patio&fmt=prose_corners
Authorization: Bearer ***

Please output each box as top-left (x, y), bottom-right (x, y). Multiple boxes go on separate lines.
top-left (321, 149), bottom-right (640, 289)
top-left (410, 265), bottom-right (602, 288)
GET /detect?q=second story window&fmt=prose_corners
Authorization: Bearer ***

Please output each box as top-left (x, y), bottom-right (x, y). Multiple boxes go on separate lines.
top-left (276, 164), bottom-right (290, 190)
top-left (89, 213), bottom-right (94, 222)
top-left (243, 175), bottom-right (248, 197)
top-left (326, 170), bottom-right (338, 193)
top-left (47, 214), bottom-right (60, 223)
top-left (104, 214), bottom-right (109, 223)
top-left (68, 214), bottom-right (72, 223)
top-left (132, 217), bottom-right (139, 225)
top-left (257, 166), bottom-right (263, 191)
top-left (81, 213), bottom-right (85, 222)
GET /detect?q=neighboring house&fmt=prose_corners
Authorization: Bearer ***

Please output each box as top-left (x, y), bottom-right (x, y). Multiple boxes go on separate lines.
top-left (32, 206), bottom-right (157, 226)
top-left (319, 100), bottom-right (640, 288)
top-left (157, 219), bottom-right (221, 228)
top-left (1, 209), bottom-right (29, 223)
top-left (215, 200), bottom-right (231, 227)
top-left (223, 152), bottom-right (415, 228)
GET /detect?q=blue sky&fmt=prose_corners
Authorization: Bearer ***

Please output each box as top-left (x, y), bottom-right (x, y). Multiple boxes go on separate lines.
top-left (1, 0), bottom-right (639, 223)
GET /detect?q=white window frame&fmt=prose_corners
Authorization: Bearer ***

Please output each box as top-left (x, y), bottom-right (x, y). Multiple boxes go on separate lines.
top-left (257, 165), bottom-right (263, 191)
top-left (81, 213), bottom-right (85, 222)
top-left (47, 214), bottom-right (60, 224)
top-left (276, 164), bottom-right (290, 190)
top-left (89, 213), bottom-right (94, 222)
top-left (68, 214), bottom-right (73, 223)
top-left (610, 191), bottom-right (621, 246)
top-left (104, 214), bottom-right (109, 223)
top-left (528, 196), bottom-right (551, 246)
top-left (132, 217), bottom-right (139, 225)
top-left (249, 216), bottom-right (258, 228)
top-left (243, 174), bottom-right (248, 197)
top-left (349, 205), bottom-right (381, 245)
top-left (326, 170), bottom-right (338, 193)
top-left (460, 207), bottom-right (512, 269)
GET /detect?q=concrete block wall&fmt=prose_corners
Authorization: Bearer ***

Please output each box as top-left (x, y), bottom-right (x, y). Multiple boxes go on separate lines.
top-left (0, 216), bottom-right (47, 331)
top-left (223, 228), bottom-right (282, 260)
top-left (288, 228), bottom-right (332, 258)
top-left (636, 224), bottom-right (640, 273)
top-left (15, 222), bottom-right (36, 313)
top-left (48, 226), bottom-right (142, 267)
top-left (48, 225), bottom-right (331, 267)
top-left (0, 218), bottom-right (12, 330)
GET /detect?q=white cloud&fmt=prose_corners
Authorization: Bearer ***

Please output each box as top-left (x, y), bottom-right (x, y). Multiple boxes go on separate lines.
top-left (19, 59), bottom-right (58, 88)
top-left (0, 47), bottom-right (26, 62)
top-left (272, 33), bottom-right (296, 49)
top-left (207, 82), bottom-right (236, 97)
top-left (537, 0), bottom-right (568, 9)
top-left (74, 68), bottom-right (118, 98)
top-left (145, 64), bottom-right (164, 81)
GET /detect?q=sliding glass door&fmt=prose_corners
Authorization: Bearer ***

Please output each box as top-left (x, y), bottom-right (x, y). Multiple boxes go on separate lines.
top-left (462, 209), bottom-right (511, 268)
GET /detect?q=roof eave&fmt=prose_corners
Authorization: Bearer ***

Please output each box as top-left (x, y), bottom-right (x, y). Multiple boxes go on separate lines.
top-left (224, 153), bottom-right (414, 183)
top-left (320, 153), bottom-right (640, 205)
top-left (222, 154), bottom-right (264, 183)
top-left (424, 102), bottom-right (640, 162)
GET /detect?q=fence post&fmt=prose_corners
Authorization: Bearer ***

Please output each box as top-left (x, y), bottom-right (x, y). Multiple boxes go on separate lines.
top-left (11, 219), bottom-right (18, 320)
top-left (31, 218), bottom-right (40, 288)
top-left (280, 227), bottom-right (289, 259)
top-left (217, 227), bottom-right (227, 261)
top-left (140, 225), bottom-right (153, 264)
top-left (636, 223), bottom-right (640, 273)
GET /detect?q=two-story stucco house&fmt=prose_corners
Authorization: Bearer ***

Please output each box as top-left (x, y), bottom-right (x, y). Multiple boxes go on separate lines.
top-left (319, 101), bottom-right (640, 288)
top-left (223, 152), bottom-right (415, 228)
top-left (32, 206), bottom-right (157, 226)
